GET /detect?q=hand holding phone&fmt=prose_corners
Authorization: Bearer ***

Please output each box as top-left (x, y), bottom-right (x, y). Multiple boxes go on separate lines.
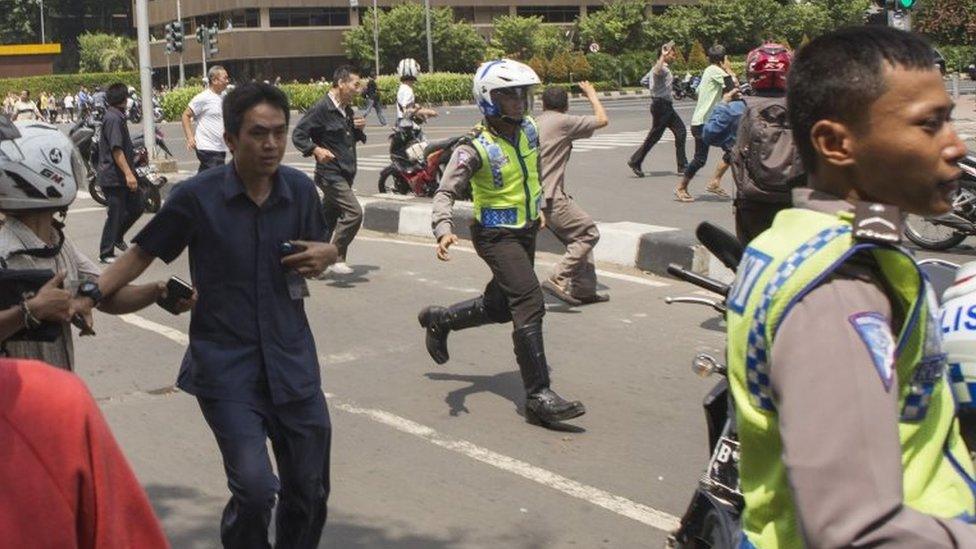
top-left (157, 276), bottom-right (195, 315)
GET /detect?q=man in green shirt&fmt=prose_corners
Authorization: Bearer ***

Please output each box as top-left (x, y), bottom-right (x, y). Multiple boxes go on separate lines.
top-left (675, 45), bottom-right (738, 202)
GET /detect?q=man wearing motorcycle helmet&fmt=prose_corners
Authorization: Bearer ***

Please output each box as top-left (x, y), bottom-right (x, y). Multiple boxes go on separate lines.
top-left (395, 58), bottom-right (438, 132)
top-left (0, 118), bottom-right (175, 371)
top-left (420, 59), bottom-right (586, 428)
top-left (726, 27), bottom-right (976, 548)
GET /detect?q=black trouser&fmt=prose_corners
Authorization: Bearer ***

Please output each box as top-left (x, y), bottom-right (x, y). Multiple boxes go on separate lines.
top-left (734, 199), bottom-right (790, 245)
top-left (99, 185), bottom-right (143, 258)
top-left (629, 98), bottom-right (687, 170)
top-left (196, 149), bottom-right (227, 173)
top-left (471, 222), bottom-right (545, 328)
top-left (198, 390), bottom-right (332, 549)
top-left (683, 125), bottom-right (711, 180)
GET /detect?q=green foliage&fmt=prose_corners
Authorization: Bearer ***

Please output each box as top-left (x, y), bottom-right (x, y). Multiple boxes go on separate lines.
top-left (915, 0), bottom-right (976, 45)
top-left (811, 0), bottom-right (870, 28)
top-left (686, 42), bottom-right (708, 69)
top-left (78, 33), bottom-right (136, 73)
top-left (160, 85), bottom-right (202, 122)
top-left (0, 0), bottom-right (40, 44)
top-left (0, 71), bottom-right (138, 98)
top-left (343, 4), bottom-right (485, 75)
top-left (577, 0), bottom-right (648, 55)
top-left (583, 52), bottom-right (621, 84)
top-left (491, 15), bottom-right (542, 60)
top-left (777, 2), bottom-right (832, 49)
top-left (937, 45), bottom-right (976, 73)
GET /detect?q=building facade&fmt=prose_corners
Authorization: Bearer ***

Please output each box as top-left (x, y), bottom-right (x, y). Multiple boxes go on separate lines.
top-left (143, 0), bottom-right (692, 84)
top-left (0, 44), bottom-right (63, 78)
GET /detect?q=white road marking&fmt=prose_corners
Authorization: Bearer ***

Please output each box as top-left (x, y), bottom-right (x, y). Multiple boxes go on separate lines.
top-left (114, 312), bottom-right (682, 533)
top-left (68, 206), bottom-right (105, 214)
top-left (356, 235), bottom-right (669, 288)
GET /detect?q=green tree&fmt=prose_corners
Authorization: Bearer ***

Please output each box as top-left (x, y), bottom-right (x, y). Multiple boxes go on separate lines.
top-left (79, 33), bottom-right (135, 73)
top-left (776, 1), bottom-right (831, 49)
top-left (644, 5), bottom-right (702, 57)
top-left (534, 24), bottom-right (571, 58)
top-left (576, 0), bottom-right (648, 55)
top-left (491, 15), bottom-right (542, 59)
top-left (693, 0), bottom-right (781, 53)
top-left (343, 4), bottom-right (486, 75)
top-left (811, 0), bottom-right (871, 28)
top-left (914, 0), bottom-right (976, 45)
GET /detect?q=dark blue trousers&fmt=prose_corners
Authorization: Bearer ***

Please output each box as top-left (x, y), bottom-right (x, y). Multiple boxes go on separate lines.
top-left (198, 390), bottom-right (331, 549)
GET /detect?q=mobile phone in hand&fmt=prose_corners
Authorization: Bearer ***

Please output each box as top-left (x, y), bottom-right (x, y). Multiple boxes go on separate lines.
top-left (157, 276), bottom-right (194, 314)
top-left (279, 242), bottom-right (307, 257)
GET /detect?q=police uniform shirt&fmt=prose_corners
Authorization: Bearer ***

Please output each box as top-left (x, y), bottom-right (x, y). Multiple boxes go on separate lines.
top-left (431, 142), bottom-right (479, 240)
top-left (769, 187), bottom-right (976, 546)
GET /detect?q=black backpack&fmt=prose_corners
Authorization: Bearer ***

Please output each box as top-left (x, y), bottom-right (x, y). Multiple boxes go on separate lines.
top-left (730, 96), bottom-right (804, 203)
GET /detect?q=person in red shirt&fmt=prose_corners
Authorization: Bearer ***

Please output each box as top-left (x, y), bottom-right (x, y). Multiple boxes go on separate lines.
top-left (0, 358), bottom-right (168, 548)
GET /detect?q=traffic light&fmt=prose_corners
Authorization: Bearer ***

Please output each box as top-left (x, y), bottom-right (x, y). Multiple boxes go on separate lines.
top-left (208, 23), bottom-right (219, 56)
top-left (196, 24), bottom-right (206, 44)
top-left (172, 21), bottom-right (184, 53)
top-left (164, 22), bottom-right (174, 53)
top-left (895, 0), bottom-right (917, 8)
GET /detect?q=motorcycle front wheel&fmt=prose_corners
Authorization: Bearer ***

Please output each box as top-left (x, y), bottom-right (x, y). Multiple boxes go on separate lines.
top-left (378, 166), bottom-right (409, 194)
top-left (904, 214), bottom-right (967, 250)
top-left (87, 177), bottom-right (108, 206)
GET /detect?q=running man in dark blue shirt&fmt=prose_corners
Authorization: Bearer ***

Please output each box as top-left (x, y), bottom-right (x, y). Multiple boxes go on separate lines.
top-left (90, 83), bottom-right (339, 547)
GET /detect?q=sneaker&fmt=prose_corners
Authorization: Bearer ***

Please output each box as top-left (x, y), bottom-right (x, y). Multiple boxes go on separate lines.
top-left (328, 262), bottom-right (354, 275)
top-left (541, 277), bottom-right (583, 307)
top-left (577, 293), bottom-right (610, 305)
top-left (99, 255), bottom-right (116, 264)
top-left (115, 240), bottom-right (128, 252)
top-left (627, 161), bottom-right (645, 178)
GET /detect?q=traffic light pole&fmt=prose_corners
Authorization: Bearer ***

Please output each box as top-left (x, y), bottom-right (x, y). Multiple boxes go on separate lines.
top-left (177, 0), bottom-right (185, 86)
top-left (135, 0), bottom-right (157, 157)
top-left (201, 26), bottom-right (208, 81)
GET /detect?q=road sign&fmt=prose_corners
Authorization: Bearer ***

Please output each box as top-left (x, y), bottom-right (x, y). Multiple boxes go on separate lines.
top-left (589, 42), bottom-right (600, 53)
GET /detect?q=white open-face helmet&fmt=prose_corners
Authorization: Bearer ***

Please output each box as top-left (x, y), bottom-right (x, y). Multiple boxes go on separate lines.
top-left (473, 59), bottom-right (541, 118)
top-left (0, 120), bottom-right (81, 211)
top-left (397, 58), bottom-right (421, 80)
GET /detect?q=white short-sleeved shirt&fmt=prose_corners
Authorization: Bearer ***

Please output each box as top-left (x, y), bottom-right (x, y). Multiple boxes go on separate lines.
top-left (64, 95), bottom-right (74, 108)
top-left (396, 83), bottom-right (418, 129)
top-left (188, 88), bottom-right (228, 152)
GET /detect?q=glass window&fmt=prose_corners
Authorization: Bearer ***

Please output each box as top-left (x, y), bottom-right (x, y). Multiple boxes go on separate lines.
top-left (221, 8), bottom-right (259, 29)
top-left (516, 6), bottom-right (580, 23)
top-left (269, 8), bottom-right (350, 27)
top-left (453, 7), bottom-right (476, 23)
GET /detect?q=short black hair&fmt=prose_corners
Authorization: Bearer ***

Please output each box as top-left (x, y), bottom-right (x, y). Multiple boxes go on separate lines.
top-left (787, 26), bottom-right (936, 173)
top-left (542, 86), bottom-right (568, 112)
top-left (707, 44), bottom-right (726, 64)
top-left (106, 83), bottom-right (128, 107)
top-left (332, 65), bottom-right (359, 86)
top-left (222, 82), bottom-right (290, 137)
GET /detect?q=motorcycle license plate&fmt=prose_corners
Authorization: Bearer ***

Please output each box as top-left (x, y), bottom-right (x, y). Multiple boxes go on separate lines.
top-left (707, 437), bottom-right (740, 492)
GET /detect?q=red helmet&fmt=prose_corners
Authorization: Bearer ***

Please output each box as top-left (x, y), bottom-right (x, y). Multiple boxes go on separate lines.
top-left (747, 43), bottom-right (792, 91)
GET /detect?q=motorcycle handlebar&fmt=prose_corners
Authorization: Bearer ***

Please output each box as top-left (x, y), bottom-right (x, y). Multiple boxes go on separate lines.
top-left (666, 263), bottom-right (730, 297)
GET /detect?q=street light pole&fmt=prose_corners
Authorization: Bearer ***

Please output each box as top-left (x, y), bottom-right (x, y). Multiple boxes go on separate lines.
top-left (372, 0), bottom-right (380, 78)
top-left (177, 0), bottom-right (185, 86)
top-left (39, 0), bottom-right (45, 43)
top-left (423, 0), bottom-right (433, 72)
top-left (135, 0), bottom-right (157, 157)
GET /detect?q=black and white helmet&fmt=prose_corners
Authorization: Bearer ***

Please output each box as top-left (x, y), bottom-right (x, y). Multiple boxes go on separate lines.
top-left (397, 58), bottom-right (421, 80)
top-left (0, 120), bottom-right (81, 210)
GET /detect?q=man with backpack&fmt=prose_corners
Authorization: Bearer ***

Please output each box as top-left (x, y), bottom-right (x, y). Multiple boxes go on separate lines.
top-left (701, 43), bottom-right (803, 243)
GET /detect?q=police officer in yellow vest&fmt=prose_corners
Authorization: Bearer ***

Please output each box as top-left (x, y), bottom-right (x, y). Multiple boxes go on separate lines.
top-left (727, 27), bottom-right (976, 547)
top-left (420, 59), bottom-right (586, 427)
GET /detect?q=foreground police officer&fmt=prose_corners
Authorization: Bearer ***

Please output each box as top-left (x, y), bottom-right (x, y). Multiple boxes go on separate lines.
top-left (419, 59), bottom-right (585, 427)
top-left (727, 27), bottom-right (976, 547)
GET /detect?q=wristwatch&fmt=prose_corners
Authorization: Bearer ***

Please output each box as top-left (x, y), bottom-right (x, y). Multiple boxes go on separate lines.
top-left (77, 280), bottom-right (103, 307)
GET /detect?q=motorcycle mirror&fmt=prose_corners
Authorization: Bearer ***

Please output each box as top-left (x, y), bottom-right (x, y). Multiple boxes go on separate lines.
top-left (0, 115), bottom-right (21, 141)
top-left (692, 353), bottom-right (724, 378)
top-left (696, 222), bottom-right (744, 273)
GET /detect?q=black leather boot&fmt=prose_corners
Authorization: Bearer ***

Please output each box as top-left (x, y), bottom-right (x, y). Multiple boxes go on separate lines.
top-left (513, 322), bottom-right (586, 426)
top-left (418, 297), bottom-right (489, 364)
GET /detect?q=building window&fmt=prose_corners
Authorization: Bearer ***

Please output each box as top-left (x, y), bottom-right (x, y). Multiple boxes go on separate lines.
top-left (586, 5), bottom-right (605, 14)
top-left (269, 8), bottom-right (350, 28)
top-left (453, 7), bottom-right (476, 23)
top-left (477, 6), bottom-right (510, 24)
top-left (516, 6), bottom-right (580, 23)
top-left (222, 9), bottom-right (259, 29)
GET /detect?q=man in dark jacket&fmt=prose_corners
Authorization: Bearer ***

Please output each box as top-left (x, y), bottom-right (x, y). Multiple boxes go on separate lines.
top-left (293, 66), bottom-right (367, 275)
top-left (96, 82), bottom-right (142, 264)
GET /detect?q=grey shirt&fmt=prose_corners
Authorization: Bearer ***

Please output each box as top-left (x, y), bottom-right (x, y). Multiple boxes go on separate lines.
top-left (651, 64), bottom-right (673, 100)
top-left (536, 111), bottom-right (601, 201)
top-left (769, 188), bottom-right (976, 547)
top-left (0, 218), bottom-right (100, 371)
top-left (432, 143), bottom-right (480, 241)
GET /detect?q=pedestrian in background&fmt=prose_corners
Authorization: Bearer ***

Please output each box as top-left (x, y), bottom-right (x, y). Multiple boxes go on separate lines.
top-left (537, 82), bottom-right (610, 306)
top-left (96, 83), bottom-right (142, 264)
top-left (13, 90), bottom-right (42, 122)
top-left (674, 44), bottom-right (737, 202)
top-left (96, 82), bottom-right (338, 548)
top-left (361, 74), bottom-right (387, 126)
top-left (182, 65), bottom-right (231, 173)
top-left (292, 65), bottom-right (367, 276)
top-left (628, 41), bottom-right (687, 178)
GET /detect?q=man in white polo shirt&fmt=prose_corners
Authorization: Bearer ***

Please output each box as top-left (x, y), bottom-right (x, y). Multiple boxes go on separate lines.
top-left (182, 65), bottom-right (230, 173)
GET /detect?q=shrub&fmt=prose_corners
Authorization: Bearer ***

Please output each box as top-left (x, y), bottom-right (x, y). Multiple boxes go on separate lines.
top-left (0, 72), bottom-right (139, 99)
top-left (938, 45), bottom-right (976, 73)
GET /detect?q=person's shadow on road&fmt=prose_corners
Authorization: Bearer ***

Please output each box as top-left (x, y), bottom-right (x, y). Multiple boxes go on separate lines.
top-left (425, 371), bottom-right (586, 433)
top-left (321, 264), bottom-right (380, 288)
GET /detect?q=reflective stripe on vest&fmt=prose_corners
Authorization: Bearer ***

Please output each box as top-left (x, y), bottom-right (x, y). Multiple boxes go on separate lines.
top-left (727, 207), bottom-right (976, 548)
top-left (469, 117), bottom-right (542, 229)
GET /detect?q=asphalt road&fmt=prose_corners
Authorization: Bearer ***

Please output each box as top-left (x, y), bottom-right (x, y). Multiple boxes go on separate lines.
top-left (60, 195), bottom-right (725, 548)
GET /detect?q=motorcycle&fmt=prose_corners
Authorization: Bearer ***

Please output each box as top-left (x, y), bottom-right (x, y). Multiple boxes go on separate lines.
top-left (903, 155), bottom-right (976, 250)
top-left (68, 110), bottom-right (172, 212)
top-left (665, 222), bottom-right (744, 548)
top-left (378, 127), bottom-right (463, 197)
top-left (126, 94), bottom-right (164, 124)
top-left (673, 72), bottom-right (701, 101)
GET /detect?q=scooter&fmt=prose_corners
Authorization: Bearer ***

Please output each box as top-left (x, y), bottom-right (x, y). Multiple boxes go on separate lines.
top-left (378, 127), bottom-right (463, 197)
top-left (673, 73), bottom-right (701, 101)
top-left (903, 155), bottom-right (976, 251)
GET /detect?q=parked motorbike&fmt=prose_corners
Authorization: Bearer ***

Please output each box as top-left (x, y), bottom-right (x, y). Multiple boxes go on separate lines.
top-left (673, 73), bottom-right (701, 101)
top-left (665, 222), bottom-right (744, 548)
top-left (903, 155), bottom-right (976, 250)
top-left (68, 110), bottom-right (171, 212)
top-left (378, 127), bottom-right (463, 197)
top-left (126, 93), bottom-right (164, 124)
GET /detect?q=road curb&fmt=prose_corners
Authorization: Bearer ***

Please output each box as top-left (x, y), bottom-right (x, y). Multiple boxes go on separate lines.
top-left (358, 196), bottom-right (718, 278)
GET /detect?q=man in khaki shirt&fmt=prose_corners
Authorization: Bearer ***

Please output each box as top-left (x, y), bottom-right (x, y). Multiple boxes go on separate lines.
top-left (535, 82), bottom-right (608, 306)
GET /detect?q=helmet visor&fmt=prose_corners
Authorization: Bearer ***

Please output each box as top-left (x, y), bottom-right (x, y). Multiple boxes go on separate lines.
top-left (490, 86), bottom-right (533, 119)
